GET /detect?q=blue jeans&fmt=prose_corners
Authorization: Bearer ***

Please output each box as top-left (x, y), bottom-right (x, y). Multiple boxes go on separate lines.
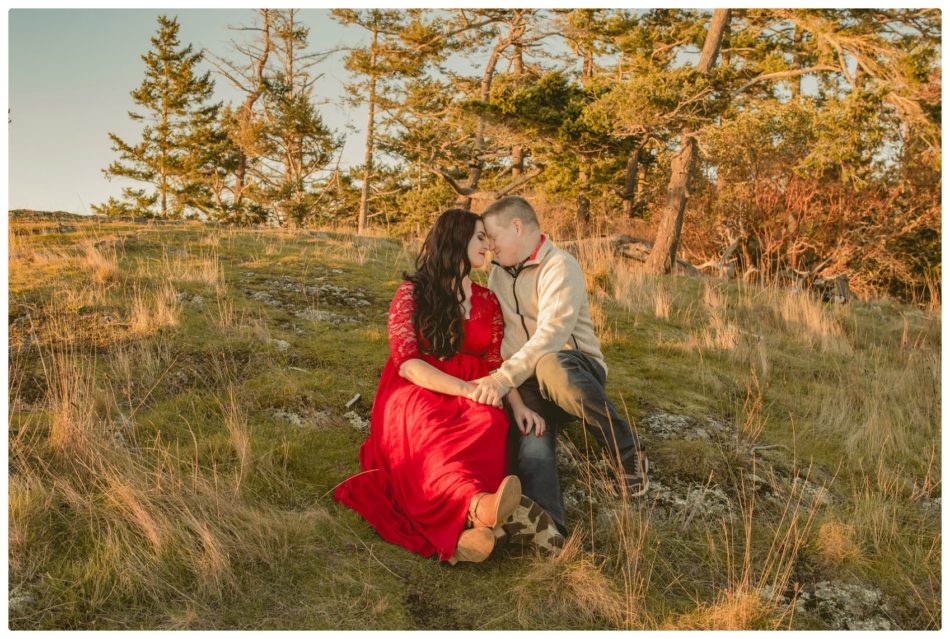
top-left (506, 350), bottom-right (641, 535)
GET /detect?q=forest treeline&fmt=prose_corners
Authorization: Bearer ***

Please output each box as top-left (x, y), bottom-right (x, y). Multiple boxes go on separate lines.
top-left (92, 9), bottom-right (941, 302)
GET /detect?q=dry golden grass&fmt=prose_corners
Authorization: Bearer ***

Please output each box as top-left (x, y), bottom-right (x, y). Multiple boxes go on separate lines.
top-left (160, 244), bottom-right (225, 290)
top-left (263, 240), bottom-right (283, 257)
top-left (214, 292), bottom-right (237, 328)
top-left (695, 282), bottom-right (740, 351)
top-left (129, 283), bottom-right (182, 335)
top-left (9, 226), bottom-right (33, 263)
top-left (613, 265), bottom-right (678, 321)
top-left (199, 231), bottom-right (222, 248)
top-left (814, 520), bottom-right (861, 568)
top-left (57, 282), bottom-right (108, 313)
top-left (8, 304), bottom-right (328, 622)
top-left (105, 336), bottom-right (177, 414)
top-left (512, 532), bottom-right (628, 628)
top-left (103, 469), bottom-right (169, 552)
top-left (20, 246), bottom-right (74, 269)
top-left (773, 288), bottom-right (850, 353)
top-left (80, 239), bottom-right (120, 284)
top-left (589, 300), bottom-right (618, 345)
top-left (37, 321), bottom-right (107, 452)
top-left (806, 343), bottom-right (938, 466)
top-left (571, 237), bottom-right (616, 295)
top-left (653, 284), bottom-right (671, 320)
top-left (667, 468), bottom-right (824, 630)
top-left (218, 384), bottom-right (252, 492)
top-left (673, 586), bottom-right (776, 630)
top-left (8, 467), bottom-right (53, 576)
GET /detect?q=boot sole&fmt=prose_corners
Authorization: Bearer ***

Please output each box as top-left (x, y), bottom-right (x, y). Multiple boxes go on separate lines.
top-left (624, 457), bottom-right (650, 497)
top-left (494, 475), bottom-right (522, 526)
top-left (448, 527), bottom-right (495, 565)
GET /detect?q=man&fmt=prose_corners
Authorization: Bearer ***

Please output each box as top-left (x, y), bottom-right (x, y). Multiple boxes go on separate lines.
top-left (470, 196), bottom-right (648, 536)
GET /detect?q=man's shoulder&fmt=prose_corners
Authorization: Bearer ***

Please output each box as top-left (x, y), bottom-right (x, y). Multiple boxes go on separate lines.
top-left (539, 244), bottom-right (582, 275)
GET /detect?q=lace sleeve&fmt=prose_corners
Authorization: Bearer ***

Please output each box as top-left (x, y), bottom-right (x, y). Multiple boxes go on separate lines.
top-left (485, 290), bottom-right (505, 371)
top-left (388, 281), bottom-right (421, 369)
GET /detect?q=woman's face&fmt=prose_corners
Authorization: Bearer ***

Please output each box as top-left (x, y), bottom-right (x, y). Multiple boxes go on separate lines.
top-left (467, 220), bottom-right (490, 270)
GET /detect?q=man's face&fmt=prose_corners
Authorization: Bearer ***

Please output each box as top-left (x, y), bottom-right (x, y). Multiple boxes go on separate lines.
top-left (483, 216), bottom-right (521, 267)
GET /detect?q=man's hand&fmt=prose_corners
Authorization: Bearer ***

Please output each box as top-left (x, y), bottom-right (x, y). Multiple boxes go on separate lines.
top-left (469, 375), bottom-right (510, 408)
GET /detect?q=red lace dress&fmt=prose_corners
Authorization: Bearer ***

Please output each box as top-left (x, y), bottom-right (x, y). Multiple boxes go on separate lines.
top-left (333, 280), bottom-right (510, 560)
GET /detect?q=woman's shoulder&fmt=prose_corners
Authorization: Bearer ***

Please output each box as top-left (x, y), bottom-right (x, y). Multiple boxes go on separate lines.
top-left (389, 280), bottom-right (416, 309)
top-left (472, 281), bottom-right (499, 304)
top-left (394, 279), bottom-right (415, 296)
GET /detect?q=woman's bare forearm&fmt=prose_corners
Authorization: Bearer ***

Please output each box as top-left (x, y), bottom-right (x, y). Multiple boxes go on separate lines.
top-left (399, 359), bottom-right (471, 396)
top-left (506, 386), bottom-right (526, 410)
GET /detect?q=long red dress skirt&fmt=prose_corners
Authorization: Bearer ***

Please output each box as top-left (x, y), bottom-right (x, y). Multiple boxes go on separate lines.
top-left (334, 280), bottom-right (510, 561)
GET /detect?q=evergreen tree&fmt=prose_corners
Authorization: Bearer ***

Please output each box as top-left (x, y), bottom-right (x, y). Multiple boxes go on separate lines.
top-left (257, 9), bottom-right (340, 227)
top-left (645, 9), bottom-right (731, 273)
top-left (332, 9), bottom-right (429, 233)
top-left (102, 15), bottom-right (220, 218)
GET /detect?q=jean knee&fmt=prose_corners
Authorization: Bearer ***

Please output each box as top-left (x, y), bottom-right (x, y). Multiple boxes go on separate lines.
top-left (535, 352), bottom-right (573, 388)
top-left (516, 430), bottom-right (556, 464)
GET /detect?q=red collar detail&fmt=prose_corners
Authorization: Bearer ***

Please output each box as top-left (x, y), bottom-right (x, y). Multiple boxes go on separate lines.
top-left (527, 234), bottom-right (547, 262)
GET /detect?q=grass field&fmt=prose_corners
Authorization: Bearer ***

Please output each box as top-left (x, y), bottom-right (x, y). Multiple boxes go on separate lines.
top-left (7, 214), bottom-right (941, 629)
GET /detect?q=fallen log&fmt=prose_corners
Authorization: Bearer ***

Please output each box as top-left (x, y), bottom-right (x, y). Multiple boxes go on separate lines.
top-left (560, 234), bottom-right (702, 277)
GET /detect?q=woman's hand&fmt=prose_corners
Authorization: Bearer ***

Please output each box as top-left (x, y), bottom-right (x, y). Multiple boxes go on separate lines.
top-left (512, 403), bottom-right (546, 437)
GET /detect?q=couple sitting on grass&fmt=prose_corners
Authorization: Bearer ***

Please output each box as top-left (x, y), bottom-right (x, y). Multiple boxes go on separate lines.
top-left (334, 197), bottom-right (649, 564)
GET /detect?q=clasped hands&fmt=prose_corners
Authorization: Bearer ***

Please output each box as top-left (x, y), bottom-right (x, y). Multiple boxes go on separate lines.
top-left (461, 376), bottom-right (546, 437)
top-left (467, 375), bottom-right (509, 408)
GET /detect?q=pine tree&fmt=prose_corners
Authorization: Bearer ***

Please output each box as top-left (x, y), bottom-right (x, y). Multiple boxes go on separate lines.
top-left (645, 9), bottom-right (731, 273)
top-left (102, 15), bottom-right (220, 218)
top-left (257, 9), bottom-right (340, 227)
top-left (332, 9), bottom-right (428, 234)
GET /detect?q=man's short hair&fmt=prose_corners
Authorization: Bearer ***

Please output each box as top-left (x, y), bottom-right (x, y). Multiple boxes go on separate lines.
top-left (481, 196), bottom-right (540, 230)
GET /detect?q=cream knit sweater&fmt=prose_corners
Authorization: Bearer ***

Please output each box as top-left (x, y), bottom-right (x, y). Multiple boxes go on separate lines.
top-left (487, 235), bottom-right (607, 389)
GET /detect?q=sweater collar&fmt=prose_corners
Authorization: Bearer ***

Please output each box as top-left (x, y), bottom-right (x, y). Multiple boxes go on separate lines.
top-left (493, 234), bottom-right (553, 277)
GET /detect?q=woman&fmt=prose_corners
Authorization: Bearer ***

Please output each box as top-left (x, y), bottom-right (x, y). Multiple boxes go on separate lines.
top-left (333, 209), bottom-right (547, 563)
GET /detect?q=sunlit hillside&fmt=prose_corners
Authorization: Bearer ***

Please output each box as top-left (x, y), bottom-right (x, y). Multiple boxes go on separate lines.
top-left (8, 213), bottom-right (940, 630)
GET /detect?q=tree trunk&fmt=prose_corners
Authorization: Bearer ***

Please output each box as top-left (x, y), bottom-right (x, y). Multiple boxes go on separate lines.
top-left (282, 9), bottom-right (302, 225)
top-left (511, 42), bottom-right (524, 179)
top-left (576, 163), bottom-right (591, 233)
top-left (358, 74), bottom-right (377, 234)
top-left (720, 20), bottom-right (731, 67)
top-left (644, 9), bottom-right (730, 274)
top-left (459, 37), bottom-right (506, 210)
top-left (233, 9), bottom-right (272, 212)
top-left (791, 27), bottom-right (803, 98)
top-left (622, 137), bottom-right (647, 217)
top-left (574, 47), bottom-right (594, 235)
top-left (161, 87), bottom-right (169, 218)
top-left (358, 30), bottom-right (379, 235)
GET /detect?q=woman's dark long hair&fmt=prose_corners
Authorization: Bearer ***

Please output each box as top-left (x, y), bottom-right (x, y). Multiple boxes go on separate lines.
top-left (404, 208), bottom-right (480, 360)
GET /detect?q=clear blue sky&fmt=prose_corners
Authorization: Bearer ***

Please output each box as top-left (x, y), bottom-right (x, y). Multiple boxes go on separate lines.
top-left (9, 9), bottom-right (374, 213)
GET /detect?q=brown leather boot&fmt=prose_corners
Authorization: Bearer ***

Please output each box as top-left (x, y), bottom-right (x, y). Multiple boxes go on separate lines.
top-left (447, 527), bottom-right (495, 565)
top-left (468, 475), bottom-right (522, 529)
